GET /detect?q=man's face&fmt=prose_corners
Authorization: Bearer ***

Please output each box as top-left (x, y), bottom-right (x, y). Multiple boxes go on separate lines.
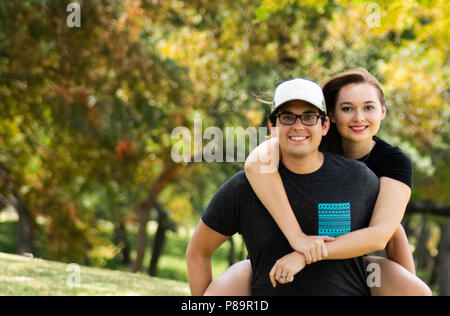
top-left (269, 100), bottom-right (330, 160)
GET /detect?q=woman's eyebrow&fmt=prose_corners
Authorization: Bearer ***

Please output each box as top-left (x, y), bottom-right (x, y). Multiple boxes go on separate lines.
top-left (339, 101), bottom-right (377, 105)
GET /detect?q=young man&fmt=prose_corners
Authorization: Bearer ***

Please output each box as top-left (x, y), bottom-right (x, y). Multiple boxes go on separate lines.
top-left (186, 78), bottom-right (380, 296)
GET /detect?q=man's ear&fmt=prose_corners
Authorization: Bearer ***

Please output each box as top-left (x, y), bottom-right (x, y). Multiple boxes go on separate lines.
top-left (267, 119), bottom-right (281, 141)
top-left (268, 119), bottom-right (274, 136)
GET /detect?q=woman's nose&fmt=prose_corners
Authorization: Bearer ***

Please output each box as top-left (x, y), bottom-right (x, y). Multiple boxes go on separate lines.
top-left (353, 109), bottom-right (365, 122)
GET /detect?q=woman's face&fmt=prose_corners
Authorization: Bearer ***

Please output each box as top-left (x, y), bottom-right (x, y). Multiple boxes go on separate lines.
top-left (331, 83), bottom-right (386, 144)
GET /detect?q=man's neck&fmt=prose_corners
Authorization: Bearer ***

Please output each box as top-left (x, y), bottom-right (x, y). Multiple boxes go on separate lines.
top-left (281, 151), bottom-right (324, 175)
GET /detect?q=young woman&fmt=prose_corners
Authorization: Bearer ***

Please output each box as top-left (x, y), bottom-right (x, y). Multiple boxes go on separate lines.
top-left (203, 68), bottom-right (431, 296)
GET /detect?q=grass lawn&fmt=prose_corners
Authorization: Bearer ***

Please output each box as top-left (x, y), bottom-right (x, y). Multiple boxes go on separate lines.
top-left (0, 218), bottom-right (246, 296)
top-left (0, 252), bottom-right (190, 296)
top-left (0, 217), bottom-right (247, 285)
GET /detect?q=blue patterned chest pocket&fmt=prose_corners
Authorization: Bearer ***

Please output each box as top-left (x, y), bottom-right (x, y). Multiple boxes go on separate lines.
top-left (318, 203), bottom-right (351, 237)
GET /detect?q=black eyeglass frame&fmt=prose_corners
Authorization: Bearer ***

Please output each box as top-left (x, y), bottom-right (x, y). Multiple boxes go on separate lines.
top-left (275, 112), bottom-right (325, 126)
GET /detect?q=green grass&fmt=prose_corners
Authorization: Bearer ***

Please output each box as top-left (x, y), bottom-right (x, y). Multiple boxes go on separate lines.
top-left (142, 230), bottom-right (244, 282)
top-left (0, 218), bottom-right (245, 296)
top-left (0, 252), bottom-right (190, 296)
top-left (0, 219), bottom-right (439, 295)
top-left (0, 219), bottom-right (246, 285)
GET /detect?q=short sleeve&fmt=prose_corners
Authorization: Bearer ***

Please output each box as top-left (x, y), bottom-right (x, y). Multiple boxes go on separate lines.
top-left (201, 171), bottom-right (246, 236)
top-left (380, 151), bottom-right (413, 188)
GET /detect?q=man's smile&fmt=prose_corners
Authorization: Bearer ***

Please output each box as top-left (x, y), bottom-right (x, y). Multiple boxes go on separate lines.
top-left (288, 135), bottom-right (310, 143)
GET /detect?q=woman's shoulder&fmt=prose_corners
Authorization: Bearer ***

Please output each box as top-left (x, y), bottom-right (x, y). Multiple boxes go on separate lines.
top-left (372, 136), bottom-right (412, 165)
top-left (369, 137), bottom-right (413, 188)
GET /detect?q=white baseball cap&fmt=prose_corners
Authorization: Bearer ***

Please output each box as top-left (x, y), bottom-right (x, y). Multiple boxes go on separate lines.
top-left (272, 78), bottom-right (326, 114)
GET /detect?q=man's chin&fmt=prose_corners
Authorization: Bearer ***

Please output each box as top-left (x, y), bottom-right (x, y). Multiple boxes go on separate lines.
top-left (285, 149), bottom-right (310, 159)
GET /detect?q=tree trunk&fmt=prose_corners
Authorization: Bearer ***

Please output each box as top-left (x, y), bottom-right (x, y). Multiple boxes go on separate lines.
top-left (148, 202), bottom-right (178, 276)
top-left (130, 162), bottom-right (180, 273)
top-left (414, 215), bottom-right (432, 272)
top-left (436, 221), bottom-right (450, 296)
top-left (8, 193), bottom-right (34, 255)
top-left (0, 163), bottom-right (35, 255)
top-left (148, 210), bottom-right (169, 276)
top-left (113, 220), bottom-right (130, 265)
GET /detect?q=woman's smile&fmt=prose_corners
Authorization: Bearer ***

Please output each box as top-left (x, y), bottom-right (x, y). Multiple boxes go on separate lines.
top-left (349, 125), bottom-right (369, 133)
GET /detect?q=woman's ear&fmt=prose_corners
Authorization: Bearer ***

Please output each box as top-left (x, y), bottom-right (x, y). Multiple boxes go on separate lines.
top-left (381, 105), bottom-right (387, 121)
top-left (322, 116), bottom-right (331, 136)
top-left (329, 111), bottom-right (337, 124)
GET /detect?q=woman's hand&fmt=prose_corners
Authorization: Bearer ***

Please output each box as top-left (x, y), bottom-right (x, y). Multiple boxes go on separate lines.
top-left (291, 235), bottom-right (335, 264)
top-left (269, 252), bottom-right (307, 287)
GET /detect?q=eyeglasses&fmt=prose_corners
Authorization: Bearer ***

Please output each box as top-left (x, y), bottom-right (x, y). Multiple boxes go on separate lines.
top-left (276, 112), bottom-right (324, 126)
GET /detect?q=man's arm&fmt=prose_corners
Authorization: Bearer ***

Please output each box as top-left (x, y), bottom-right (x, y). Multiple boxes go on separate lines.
top-left (269, 251), bottom-right (306, 287)
top-left (186, 220), bottom-right (229, 296)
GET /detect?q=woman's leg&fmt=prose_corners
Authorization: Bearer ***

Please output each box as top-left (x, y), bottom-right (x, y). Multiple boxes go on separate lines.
top-left (365, 256), bottom-right (432, 296)
top-left (203, 259), bottom-right (252, 296)
top-left (385, 225), bottom-right (416, 274)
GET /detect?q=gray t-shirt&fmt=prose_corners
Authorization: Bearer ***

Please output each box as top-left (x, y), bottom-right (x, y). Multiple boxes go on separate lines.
top-left (202, 152), bottom-right (380, 296)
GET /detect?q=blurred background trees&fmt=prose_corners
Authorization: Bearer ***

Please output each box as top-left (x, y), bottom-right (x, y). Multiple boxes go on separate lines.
top-left (0, 0), bottom-right (448, 294)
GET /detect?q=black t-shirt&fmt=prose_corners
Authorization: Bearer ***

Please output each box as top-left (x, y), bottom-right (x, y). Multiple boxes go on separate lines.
top-left (358, 136), bottom-right (413, 188)
top-left (202, 152), bottom-right (379, 296)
